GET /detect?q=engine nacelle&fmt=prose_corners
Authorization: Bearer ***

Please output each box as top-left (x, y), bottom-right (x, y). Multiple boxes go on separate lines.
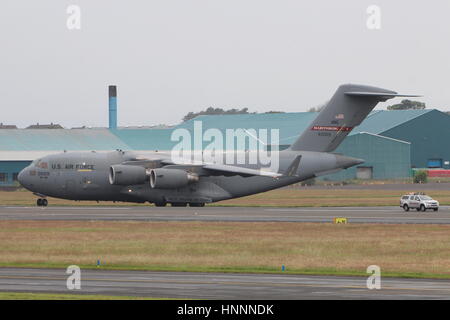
top-left (109, 165), bottom-right (147, 185)
top-left (150, 168), bottom-right (199, 189)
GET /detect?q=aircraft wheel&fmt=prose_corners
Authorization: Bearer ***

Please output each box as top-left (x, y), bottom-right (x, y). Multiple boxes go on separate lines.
top-left (154, 202), bottom-right (167, 207)
top-left (403, 204), bottom-right (409, 212)
top-left (416, 208), bottom-right (421, 212)
top-left (37, 198), bottom-right (48, 207)
top-left (189, 203), bottom-right (205, 207)
top-left (433, 208), bottom-right (438, 212)
top-left (171, 203), bottom-right (187, 207)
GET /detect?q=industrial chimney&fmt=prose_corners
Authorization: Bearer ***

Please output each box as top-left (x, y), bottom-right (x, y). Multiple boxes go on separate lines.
top-left (108, 85), bottom-right (117, 129)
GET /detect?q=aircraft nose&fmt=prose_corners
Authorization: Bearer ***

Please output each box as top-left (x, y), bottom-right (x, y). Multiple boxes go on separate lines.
top-left (18, 168), bottom-right (26, 185)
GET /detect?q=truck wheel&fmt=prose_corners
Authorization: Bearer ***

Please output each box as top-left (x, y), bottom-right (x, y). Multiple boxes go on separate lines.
top-left (403, 204), bottom-right (409, 212)
top-left (420, 204), bottom-right (426, 212)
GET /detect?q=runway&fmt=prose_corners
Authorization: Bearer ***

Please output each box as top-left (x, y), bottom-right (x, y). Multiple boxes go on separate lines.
top-left (0, 267), bottom-right (449, 299)
top-left (0, 205), bottom-right (449, 224)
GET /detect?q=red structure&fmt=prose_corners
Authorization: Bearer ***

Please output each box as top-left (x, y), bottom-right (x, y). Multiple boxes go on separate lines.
top-left (427, 170), bottom-right (450, 177)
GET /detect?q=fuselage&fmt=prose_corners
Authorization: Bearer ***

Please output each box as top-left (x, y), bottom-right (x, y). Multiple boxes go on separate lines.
top-left (18, 150), bottom-right (361, 205)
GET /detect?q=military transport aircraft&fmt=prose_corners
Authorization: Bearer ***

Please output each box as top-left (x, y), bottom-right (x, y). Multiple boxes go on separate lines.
top-left (18, 84), bottom-right (416, 207)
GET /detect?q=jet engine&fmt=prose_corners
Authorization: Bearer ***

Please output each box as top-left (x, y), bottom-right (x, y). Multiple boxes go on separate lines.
top-left (150, 168), bottom-right (199, 189)
top-left (109, 165), bottom-right (147, 185)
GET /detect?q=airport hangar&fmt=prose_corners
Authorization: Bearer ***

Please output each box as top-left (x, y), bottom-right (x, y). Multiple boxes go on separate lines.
top-left (1, 108), bottom-right (450, 187)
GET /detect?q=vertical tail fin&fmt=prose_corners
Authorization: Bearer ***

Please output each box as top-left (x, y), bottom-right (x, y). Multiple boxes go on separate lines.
top-left (289, 84), bottom-right (419, 152)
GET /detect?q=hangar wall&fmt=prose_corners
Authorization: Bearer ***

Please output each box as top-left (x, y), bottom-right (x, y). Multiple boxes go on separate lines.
top-left (323, 133), bottom-right (411, 181)
top-left (380, 110), bottom-right (450, 169)
top-left (0, 161), bottom-right (31, 186)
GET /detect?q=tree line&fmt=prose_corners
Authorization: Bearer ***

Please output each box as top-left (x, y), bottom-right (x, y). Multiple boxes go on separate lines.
top-left (182, 100), bottom-right (448, 122)
top-left (182, 107), bottom-right (284, 122)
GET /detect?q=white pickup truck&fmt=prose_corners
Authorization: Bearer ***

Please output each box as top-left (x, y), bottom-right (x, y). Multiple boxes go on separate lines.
top-left (400, 193), bottom-right (439, 212)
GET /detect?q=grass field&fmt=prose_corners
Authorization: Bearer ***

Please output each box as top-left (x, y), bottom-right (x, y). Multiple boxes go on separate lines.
top-left (2, 188), bottom-right (450, 207)
top-left (219, 188), bottom-right (450, 207)
top-left (1, 220), bottom-right (450, 278)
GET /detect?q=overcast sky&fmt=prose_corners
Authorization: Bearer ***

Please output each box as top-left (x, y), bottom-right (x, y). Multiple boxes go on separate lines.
top-left (1, 1), bottom-right (450, 128)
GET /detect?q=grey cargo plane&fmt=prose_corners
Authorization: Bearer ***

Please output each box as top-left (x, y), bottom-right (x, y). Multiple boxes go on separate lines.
top-left (18, 84), bottom-right (416, 207)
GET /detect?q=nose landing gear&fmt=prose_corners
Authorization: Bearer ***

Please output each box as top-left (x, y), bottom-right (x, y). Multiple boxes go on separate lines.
top-left (37, 198), bottom-right (48, 207)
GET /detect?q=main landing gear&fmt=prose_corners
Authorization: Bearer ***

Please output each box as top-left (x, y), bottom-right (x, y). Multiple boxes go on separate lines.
top-left (171, 203), bottom-right (205, 207)
top-left (153, 202), bottom-right (205, 207)
top-left (154, 202), bottom-right (167, 207)
top-left (36, 198), bottom-right (48, 207)
top-left (188, 203), bottom-right (205, 207)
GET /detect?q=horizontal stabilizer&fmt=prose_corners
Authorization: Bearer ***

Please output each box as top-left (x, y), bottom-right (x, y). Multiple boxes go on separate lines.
top-left (345, 92), bottom-right (421, 102)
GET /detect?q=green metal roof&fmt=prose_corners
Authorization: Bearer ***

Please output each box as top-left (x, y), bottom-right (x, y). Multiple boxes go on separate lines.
top-left (111, 128), bottom-right (175, 150)
top-left (176, 112), bottom-right (318, 145)
top-left (0, 129), bottom-right (130, 151)
top-left (352, 109), bottom-right (433, 135)
top-left (176, 112), bottom-right (318, 130)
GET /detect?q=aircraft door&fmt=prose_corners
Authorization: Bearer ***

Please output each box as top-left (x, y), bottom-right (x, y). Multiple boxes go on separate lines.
top-left (63, 179), bottom-right (77, 198)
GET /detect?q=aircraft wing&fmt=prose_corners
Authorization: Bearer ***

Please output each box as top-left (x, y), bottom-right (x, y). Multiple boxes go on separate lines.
top-left (121, 159), bottom-right (167, 169)
top-left (193, 155), bottom-right (300, 178)
top-left (202, 164), bottom-right (283, 178)
top-left (121, 157), bottom-right (286, 178)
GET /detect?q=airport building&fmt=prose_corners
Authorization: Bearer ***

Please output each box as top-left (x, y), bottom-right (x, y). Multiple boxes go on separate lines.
top-left (1, 89), bottom-right (450, 186)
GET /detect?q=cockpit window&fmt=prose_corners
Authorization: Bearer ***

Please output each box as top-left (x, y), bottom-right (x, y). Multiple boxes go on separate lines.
top-left (32, 159), bottom-right (48, 169)
top-left (39, 162), bottom-right (48, 169)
